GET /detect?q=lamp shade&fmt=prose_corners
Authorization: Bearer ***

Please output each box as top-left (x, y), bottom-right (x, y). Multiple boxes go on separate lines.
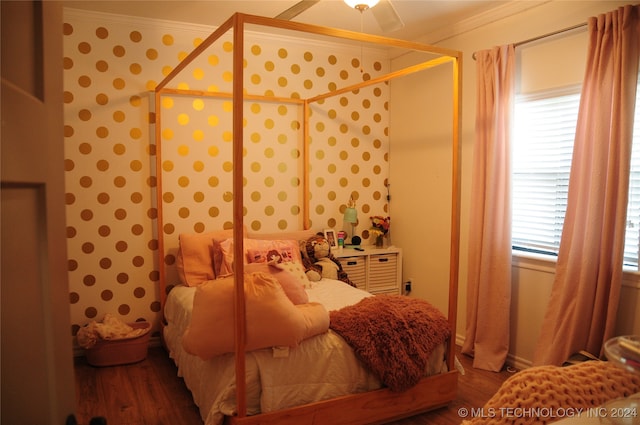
top-left (344, 0), bottom-right (379, 10)
top-left (343, 207), bottom-right (358, 223)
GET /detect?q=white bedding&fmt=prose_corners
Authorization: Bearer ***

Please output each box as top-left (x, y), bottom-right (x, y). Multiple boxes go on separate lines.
top-left (163, 278), bottom-right (447, 425)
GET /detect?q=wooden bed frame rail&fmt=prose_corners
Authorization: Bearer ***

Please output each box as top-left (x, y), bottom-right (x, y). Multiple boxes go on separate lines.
top-left (155, 12), bottom-right (462, 424)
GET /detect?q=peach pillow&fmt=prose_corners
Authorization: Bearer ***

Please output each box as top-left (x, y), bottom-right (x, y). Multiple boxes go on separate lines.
top-left (245, 263), bottom-right (309, 305)
top-left (175, 227), bottom-right (247, 286)
top-left (182, 272), bottom-right (329, 360)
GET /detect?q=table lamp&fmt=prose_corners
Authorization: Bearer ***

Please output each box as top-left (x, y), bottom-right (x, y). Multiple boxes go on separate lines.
top-left (343, 198), bottom-right (358, 245)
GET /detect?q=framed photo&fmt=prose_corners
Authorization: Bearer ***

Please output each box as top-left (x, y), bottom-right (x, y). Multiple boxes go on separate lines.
top-left (324, 229), bottom-right (337, 248)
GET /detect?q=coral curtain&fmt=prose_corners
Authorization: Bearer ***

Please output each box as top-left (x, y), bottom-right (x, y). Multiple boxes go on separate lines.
top-left (534, 5), bottom-right (640, 366)
top-left (462, 45), bottom-right (515, 372)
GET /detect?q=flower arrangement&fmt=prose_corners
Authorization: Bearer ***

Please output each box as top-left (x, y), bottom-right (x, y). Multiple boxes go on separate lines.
top-left (370, 216), bottom-right (390, 238)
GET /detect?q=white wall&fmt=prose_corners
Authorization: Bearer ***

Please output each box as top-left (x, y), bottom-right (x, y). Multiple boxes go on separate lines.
top-left (390, 0), bottom-right (639, 368)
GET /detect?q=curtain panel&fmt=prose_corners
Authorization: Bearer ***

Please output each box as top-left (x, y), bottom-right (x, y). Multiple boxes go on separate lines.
top-left (462, 45), bottom-right (515, 372)
top-left (534, 5), bottom-right (640, 366)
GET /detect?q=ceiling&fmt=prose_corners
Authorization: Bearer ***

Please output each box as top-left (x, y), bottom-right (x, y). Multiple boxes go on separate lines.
top-left (62, 0), bottom-right (509, 43)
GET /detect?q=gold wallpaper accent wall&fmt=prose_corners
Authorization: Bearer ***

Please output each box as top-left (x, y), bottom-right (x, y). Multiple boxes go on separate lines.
top-left (63, 9), bottom-right (390, 339)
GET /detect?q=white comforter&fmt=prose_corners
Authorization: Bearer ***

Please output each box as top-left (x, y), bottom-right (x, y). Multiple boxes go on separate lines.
top-left (163, 279), bottom-right (447, 425)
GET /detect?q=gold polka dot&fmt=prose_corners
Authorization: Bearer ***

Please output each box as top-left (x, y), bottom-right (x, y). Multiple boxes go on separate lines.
top-left (131, 192), bottom-right (143, 203)
top-left (129, 63), bottom-right (142, 75)
top-left (146, 48), bottom-right (158, 60)
top-left (131, 224), bottom-right (143, 236)
top-left (97, 192), bottom-right (110, 204)
top-left (113, 143), bottom-right (126, 155)
top-left (304, 51), bottom-right (313, 62)
top-left (192, 99), bottom-right (204, 111)
top-left (113, 78), bottom-right (125, 89)
top-left (96, 93), bottom-right (108, 105)
top-left (79, 109), bottom-right (92, 121)
top-left (98, 225), bottom-right (110, 237)
top-left (68, 259), bottom-right (78, 272)
top-left (99, 258), bottom-right (112, 269)
top-left (85, 307), bottom-right (98, 319)
top-left (278, 48), bottom-right (287, 59)
top-left (101, 290), bottom-right (113, 301)
top-left (194, 192), bottom-right (205, 202)
top-left (130, 30), bottom-right (142, 42)
top-left (114, 176), bottom-right (126, 188)
top-left (96, 126), bottom-right (109, 138)
top-left (223, 41), bottom-right (233, 52)
top-left (95, 60), bottom-right (108, 72)
top-left (291, 64), bottom-right (300, 74)
top-left (78, 42), bottom-right (91, 54)
top-left (78, 75), bottom-right (91, 87)
top-left (79, 176), bottom-right (92, 188)
top-left (109, 209), bottom-right (126, 223)
top-left (113, 45), bottom-right (125, 57)
top-left (162, 34), bottom-right (174, 46)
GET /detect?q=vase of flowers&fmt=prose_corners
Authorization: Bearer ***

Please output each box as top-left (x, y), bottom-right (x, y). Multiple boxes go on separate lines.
top-left (370, 216), bottom-right (390, 248)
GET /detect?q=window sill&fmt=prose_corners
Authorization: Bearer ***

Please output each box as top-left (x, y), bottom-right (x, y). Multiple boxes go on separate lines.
top-left (511, 250), bottom-right (640, 288)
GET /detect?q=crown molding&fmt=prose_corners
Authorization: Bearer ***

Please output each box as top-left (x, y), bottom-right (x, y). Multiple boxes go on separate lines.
top-left (418, 0), bottom-right (553, 45)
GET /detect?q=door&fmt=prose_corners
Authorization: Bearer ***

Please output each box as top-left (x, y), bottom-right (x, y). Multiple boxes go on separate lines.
top-left (1, 1), bottom-right (76, 424)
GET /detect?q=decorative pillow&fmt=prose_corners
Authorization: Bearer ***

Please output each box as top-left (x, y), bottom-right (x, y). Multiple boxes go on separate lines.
top-left (217, 238), bottom-right (302, 278)
top-left (245, 263), bottom-right (309, 304)
top-left (176, 229), bottom-right (229, 286)
top-left (245, 238), bottom-right (302, 264)
top-left (182, 272), bottom-right (329, 360)
top-left (272, 261), bottom-right (313, 290)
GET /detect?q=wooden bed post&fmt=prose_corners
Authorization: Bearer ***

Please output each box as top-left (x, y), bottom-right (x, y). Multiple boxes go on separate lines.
top-left (153, 90), bottom-right (166, 317)
top-left (303, 100), bottom-right (310, 230)
top-left (447, 54), bottom-right (463, 372)
top-left (231, 13), bottom-right (248, 419)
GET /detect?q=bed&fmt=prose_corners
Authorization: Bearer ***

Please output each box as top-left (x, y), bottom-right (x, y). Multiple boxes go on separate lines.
top-left (164, 276), bottom-right (450, 425)
top-left (154, 13), bottom-right (462, 425)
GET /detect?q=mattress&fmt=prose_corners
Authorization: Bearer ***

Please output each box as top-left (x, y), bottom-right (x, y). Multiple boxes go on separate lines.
top-left (163, 278), bottom-right (448, 425)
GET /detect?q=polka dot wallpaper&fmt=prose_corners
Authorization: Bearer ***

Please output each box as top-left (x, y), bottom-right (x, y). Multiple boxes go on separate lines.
top-left (63, 9), bottom-right (390, 343)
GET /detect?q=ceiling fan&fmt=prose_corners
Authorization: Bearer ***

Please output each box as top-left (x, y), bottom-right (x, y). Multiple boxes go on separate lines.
top-left (275, 0), bottom-right (405, 33)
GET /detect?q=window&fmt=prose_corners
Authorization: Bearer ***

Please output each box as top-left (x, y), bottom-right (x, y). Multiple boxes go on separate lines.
top-left (512, 81), bottom-right (640, 269)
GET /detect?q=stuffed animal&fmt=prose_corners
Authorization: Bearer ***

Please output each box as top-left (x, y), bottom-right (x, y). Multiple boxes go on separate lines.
top-left (300, 234), bottom-right (355, 287)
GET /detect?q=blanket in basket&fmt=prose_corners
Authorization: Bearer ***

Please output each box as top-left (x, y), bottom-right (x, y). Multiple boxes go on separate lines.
top-left (329, 294), bottom-right (451, 392)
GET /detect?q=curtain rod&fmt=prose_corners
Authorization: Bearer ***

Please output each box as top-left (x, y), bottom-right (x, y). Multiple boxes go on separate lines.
top-left (471, 22), bottom-right (588, 60)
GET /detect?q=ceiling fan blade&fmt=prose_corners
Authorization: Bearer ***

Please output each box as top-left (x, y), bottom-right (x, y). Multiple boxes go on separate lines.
top-left (275, 0), bottom-right (321, 21)
top-left (371, 0), bottom-right (404, 32)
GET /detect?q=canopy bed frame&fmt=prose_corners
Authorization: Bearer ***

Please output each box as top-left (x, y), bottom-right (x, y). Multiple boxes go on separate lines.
top-left (154, 13), bottom-right (462, 425)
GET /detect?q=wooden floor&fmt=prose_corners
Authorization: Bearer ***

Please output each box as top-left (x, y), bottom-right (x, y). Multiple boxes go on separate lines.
top-left (74, 345), bottom-right (516, 425)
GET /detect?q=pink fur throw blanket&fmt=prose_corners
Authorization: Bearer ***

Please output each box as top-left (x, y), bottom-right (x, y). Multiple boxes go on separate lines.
top-left (330, 295), bottom-right (451, 392)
